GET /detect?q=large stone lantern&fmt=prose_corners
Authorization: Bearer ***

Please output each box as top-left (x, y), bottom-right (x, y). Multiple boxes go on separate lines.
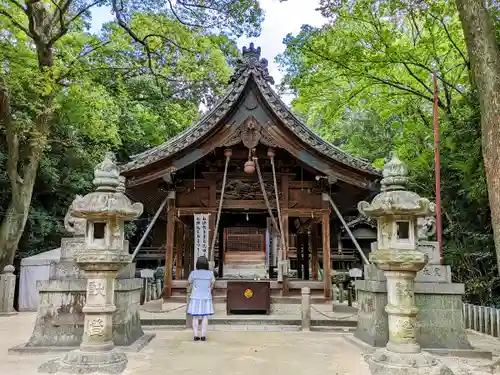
top-left (358, 153), bottom-right (453, 375)
top-left (41, 152), bottom-right (143, 374)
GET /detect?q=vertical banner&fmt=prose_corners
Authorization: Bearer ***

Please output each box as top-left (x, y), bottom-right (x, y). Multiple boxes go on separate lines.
top-left (194, 213), bottom-right (210, 265)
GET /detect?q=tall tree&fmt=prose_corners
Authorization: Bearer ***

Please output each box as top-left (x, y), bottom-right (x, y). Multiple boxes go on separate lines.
top-left (455, 0), bottom-right (500, 274)
top-left (278, 0), bottom-right (500, 303)
top-left (0, 0), bottom-right (263, 268)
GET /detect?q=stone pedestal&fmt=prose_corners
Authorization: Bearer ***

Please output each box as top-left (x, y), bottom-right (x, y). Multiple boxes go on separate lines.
top-left (301, 287), bottom-right (311, 331)
top-left (13, 240), bottom-right (147, 351)
top-left (355, 245), bottom-right (471, 351)
top-left (38, 152), bottom-right (144, 374)
top-left (357, 153), bottom-right (454, 375)
top-left (0, 265), bottom-right (17, 316)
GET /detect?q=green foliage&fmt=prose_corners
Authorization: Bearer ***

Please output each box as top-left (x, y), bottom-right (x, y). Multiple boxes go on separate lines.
top-left (0, 0), bottom-right (264, 260)
top-left (279, 0), bottom-right (500, 305)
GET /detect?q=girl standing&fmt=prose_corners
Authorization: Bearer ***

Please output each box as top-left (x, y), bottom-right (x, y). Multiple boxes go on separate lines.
top-left (187, 256), bottom-right (215, 341)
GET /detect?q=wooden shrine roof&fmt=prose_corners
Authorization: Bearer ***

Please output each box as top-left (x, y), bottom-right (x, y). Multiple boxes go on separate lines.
top-left (120, 43), bottom-right (381, 185)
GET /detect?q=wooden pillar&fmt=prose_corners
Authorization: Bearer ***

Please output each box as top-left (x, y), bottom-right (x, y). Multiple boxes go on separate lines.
top-left (218, 221), bottom-right (224, 278)
top-left (163, 203), bottom-right (175, 299)
top-left (175, 221), bottom-right (183, 280)
top-left (183, 226), bottom-right (191, 279)
top-left (208, 181), bottom-right (217, 266)
top-left (209, 212), bottom-right (216, 265)
top-left (331, 219), bottom-right (340, 271)
top-left (281, 175), bottom-right (289, 295)
top-left (311, 224), bottom-right (318, 280)
top-left (282, 214), bottom-right (289, 295)
top-left (296, 231), bottom-right (303, 279)
top-left (303, 231), bottom-right (310, 280)
top-left (322, 213), bottom-right (332, 299)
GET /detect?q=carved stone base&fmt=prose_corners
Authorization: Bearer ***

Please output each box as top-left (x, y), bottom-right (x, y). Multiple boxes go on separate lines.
top-left (355, 264), bottom-right (471, 351)
top-left (366, 348), bottom-right (454, 375)
top-left (39, 348), bottom-right (127, 374)
top-left (24, 277), bottom-right (142, 348)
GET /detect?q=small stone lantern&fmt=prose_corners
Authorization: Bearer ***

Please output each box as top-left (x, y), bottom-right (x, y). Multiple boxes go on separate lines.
top-left (40, 152), bottom-right (143, 374)
top-left (358, 153), bottom-right (453, 375)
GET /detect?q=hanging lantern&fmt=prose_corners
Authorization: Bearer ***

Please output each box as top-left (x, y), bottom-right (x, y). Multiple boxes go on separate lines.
top-left (267, 147), bottom-right (276, 158)
top-left (244, 160), bottom-right (256, 174)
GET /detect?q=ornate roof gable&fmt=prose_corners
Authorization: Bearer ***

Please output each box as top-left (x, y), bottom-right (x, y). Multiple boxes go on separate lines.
top-left (121, 44), bottom-right (381, 177)
top-left (229, 43), bottom-right (275, 85)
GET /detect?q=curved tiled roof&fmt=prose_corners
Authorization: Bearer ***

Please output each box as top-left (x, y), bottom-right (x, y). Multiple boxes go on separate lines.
top-left (121, 44), bottom-right (381, 177)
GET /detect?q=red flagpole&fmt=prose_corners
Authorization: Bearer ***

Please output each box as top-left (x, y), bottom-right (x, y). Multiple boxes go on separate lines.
top-left (433, 71), bottom-right (444, 264)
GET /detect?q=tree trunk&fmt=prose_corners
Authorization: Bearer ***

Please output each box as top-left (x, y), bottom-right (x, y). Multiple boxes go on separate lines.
top-left (0, 189), bottom-right (36, 269)
top-left (0, 74), bottom-right (50, 270)
top-left (456, 0), bottom-right (500, 274)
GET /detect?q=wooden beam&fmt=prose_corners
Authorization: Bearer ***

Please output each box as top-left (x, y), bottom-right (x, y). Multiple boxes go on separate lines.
top-left (199, 199), bottom-right (295, 210)
top-left (175, 207), bottom-right (330, 217)
top-left (163, 203), bottom-right (175, 299)
top-left (202, 171), bottom-right (296, 181)
top-left (289, 181), bottom-right (320, 189)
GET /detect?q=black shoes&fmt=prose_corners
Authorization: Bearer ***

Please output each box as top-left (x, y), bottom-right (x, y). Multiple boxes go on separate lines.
top-left (194, 337), bottom-right (200, 341)
top-left (201, 337), bottom-right (206, 341)
top-left (193, 336), bottom-right (206, 342)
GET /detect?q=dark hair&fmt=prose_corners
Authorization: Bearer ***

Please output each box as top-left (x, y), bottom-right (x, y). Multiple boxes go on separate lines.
top-left (195, 256), bottom-right (209, 270)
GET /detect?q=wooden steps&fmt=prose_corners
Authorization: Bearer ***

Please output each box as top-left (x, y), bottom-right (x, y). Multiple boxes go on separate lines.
top-left (168, 279), bottom-right (328, 304)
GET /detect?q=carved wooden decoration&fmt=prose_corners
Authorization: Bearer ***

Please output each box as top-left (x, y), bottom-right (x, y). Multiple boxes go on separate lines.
top-left (216, 179), bottom-right (282, 200)
top-left (223, 116), bottom-right (278, 149)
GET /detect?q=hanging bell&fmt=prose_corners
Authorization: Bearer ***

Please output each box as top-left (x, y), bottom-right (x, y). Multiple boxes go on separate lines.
top-left (244, 160), bottom-right (256, 174)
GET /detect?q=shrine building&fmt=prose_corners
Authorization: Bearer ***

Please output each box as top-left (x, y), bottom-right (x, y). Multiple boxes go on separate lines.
top-left (120, 44), bottom-right (381, 303)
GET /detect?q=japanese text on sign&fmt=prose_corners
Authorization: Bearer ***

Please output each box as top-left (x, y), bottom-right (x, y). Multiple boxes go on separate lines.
top-left (194, 213), bottom-right (210, 263)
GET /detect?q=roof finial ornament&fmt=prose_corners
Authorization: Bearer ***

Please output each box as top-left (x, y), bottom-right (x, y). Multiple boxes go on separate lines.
top-left (242, 42), bottom-right (262, 60)
top-left (229, 43), bottom-right (275, 85)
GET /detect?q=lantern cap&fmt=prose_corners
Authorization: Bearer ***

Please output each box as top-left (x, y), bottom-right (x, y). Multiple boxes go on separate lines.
top-left (71, 152), bottom-right (143, 220)
top-left (357, 152), bottom-right (435, 218)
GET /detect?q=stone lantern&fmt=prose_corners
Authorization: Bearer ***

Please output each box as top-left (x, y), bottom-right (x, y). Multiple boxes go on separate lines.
top-left (357, 153), bottom-right (453, 375)
top-left (40, 152), bottom-right (143, 374)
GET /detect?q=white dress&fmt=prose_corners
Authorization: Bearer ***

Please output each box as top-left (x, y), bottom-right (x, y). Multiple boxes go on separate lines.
top-left (187, 269), bottom-right (215, 317)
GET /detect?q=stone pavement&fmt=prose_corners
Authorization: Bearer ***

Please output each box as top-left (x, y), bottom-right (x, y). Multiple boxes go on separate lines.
top-left (1, 312), bottom-right (500, 375)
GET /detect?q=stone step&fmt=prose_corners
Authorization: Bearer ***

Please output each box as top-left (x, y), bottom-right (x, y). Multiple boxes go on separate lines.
top-left (224, 264), bottom-right (267, 269)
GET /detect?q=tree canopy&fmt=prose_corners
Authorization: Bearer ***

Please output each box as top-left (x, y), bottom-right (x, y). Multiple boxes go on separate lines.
top-left (0, 0), bottom-right (264, 265)
top-left (278, 0), bottom-right (500, 304)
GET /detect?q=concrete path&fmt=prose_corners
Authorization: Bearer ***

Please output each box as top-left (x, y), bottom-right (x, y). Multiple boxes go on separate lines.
top-left (1, 312), bottom-right (368, 375)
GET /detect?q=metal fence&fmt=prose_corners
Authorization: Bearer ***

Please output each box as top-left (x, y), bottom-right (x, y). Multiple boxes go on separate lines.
top-left (462, 303), bottom-right (500, 337)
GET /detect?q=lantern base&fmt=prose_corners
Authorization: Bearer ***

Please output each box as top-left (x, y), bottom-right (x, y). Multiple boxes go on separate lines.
top-left (365, 348), bottom-right (454, 375)
top-left (39, 348), bottom-right (127, 374)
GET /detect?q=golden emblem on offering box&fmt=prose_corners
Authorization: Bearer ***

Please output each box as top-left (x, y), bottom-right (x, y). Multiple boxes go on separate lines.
top-left (244, 288), bottom-right (253, 298)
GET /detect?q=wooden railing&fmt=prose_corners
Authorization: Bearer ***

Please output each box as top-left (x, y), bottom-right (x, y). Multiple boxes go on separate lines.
top-left (462, 303), bottom-right (500, 337)
top-left (134, 247), bottom-right (165, 261)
